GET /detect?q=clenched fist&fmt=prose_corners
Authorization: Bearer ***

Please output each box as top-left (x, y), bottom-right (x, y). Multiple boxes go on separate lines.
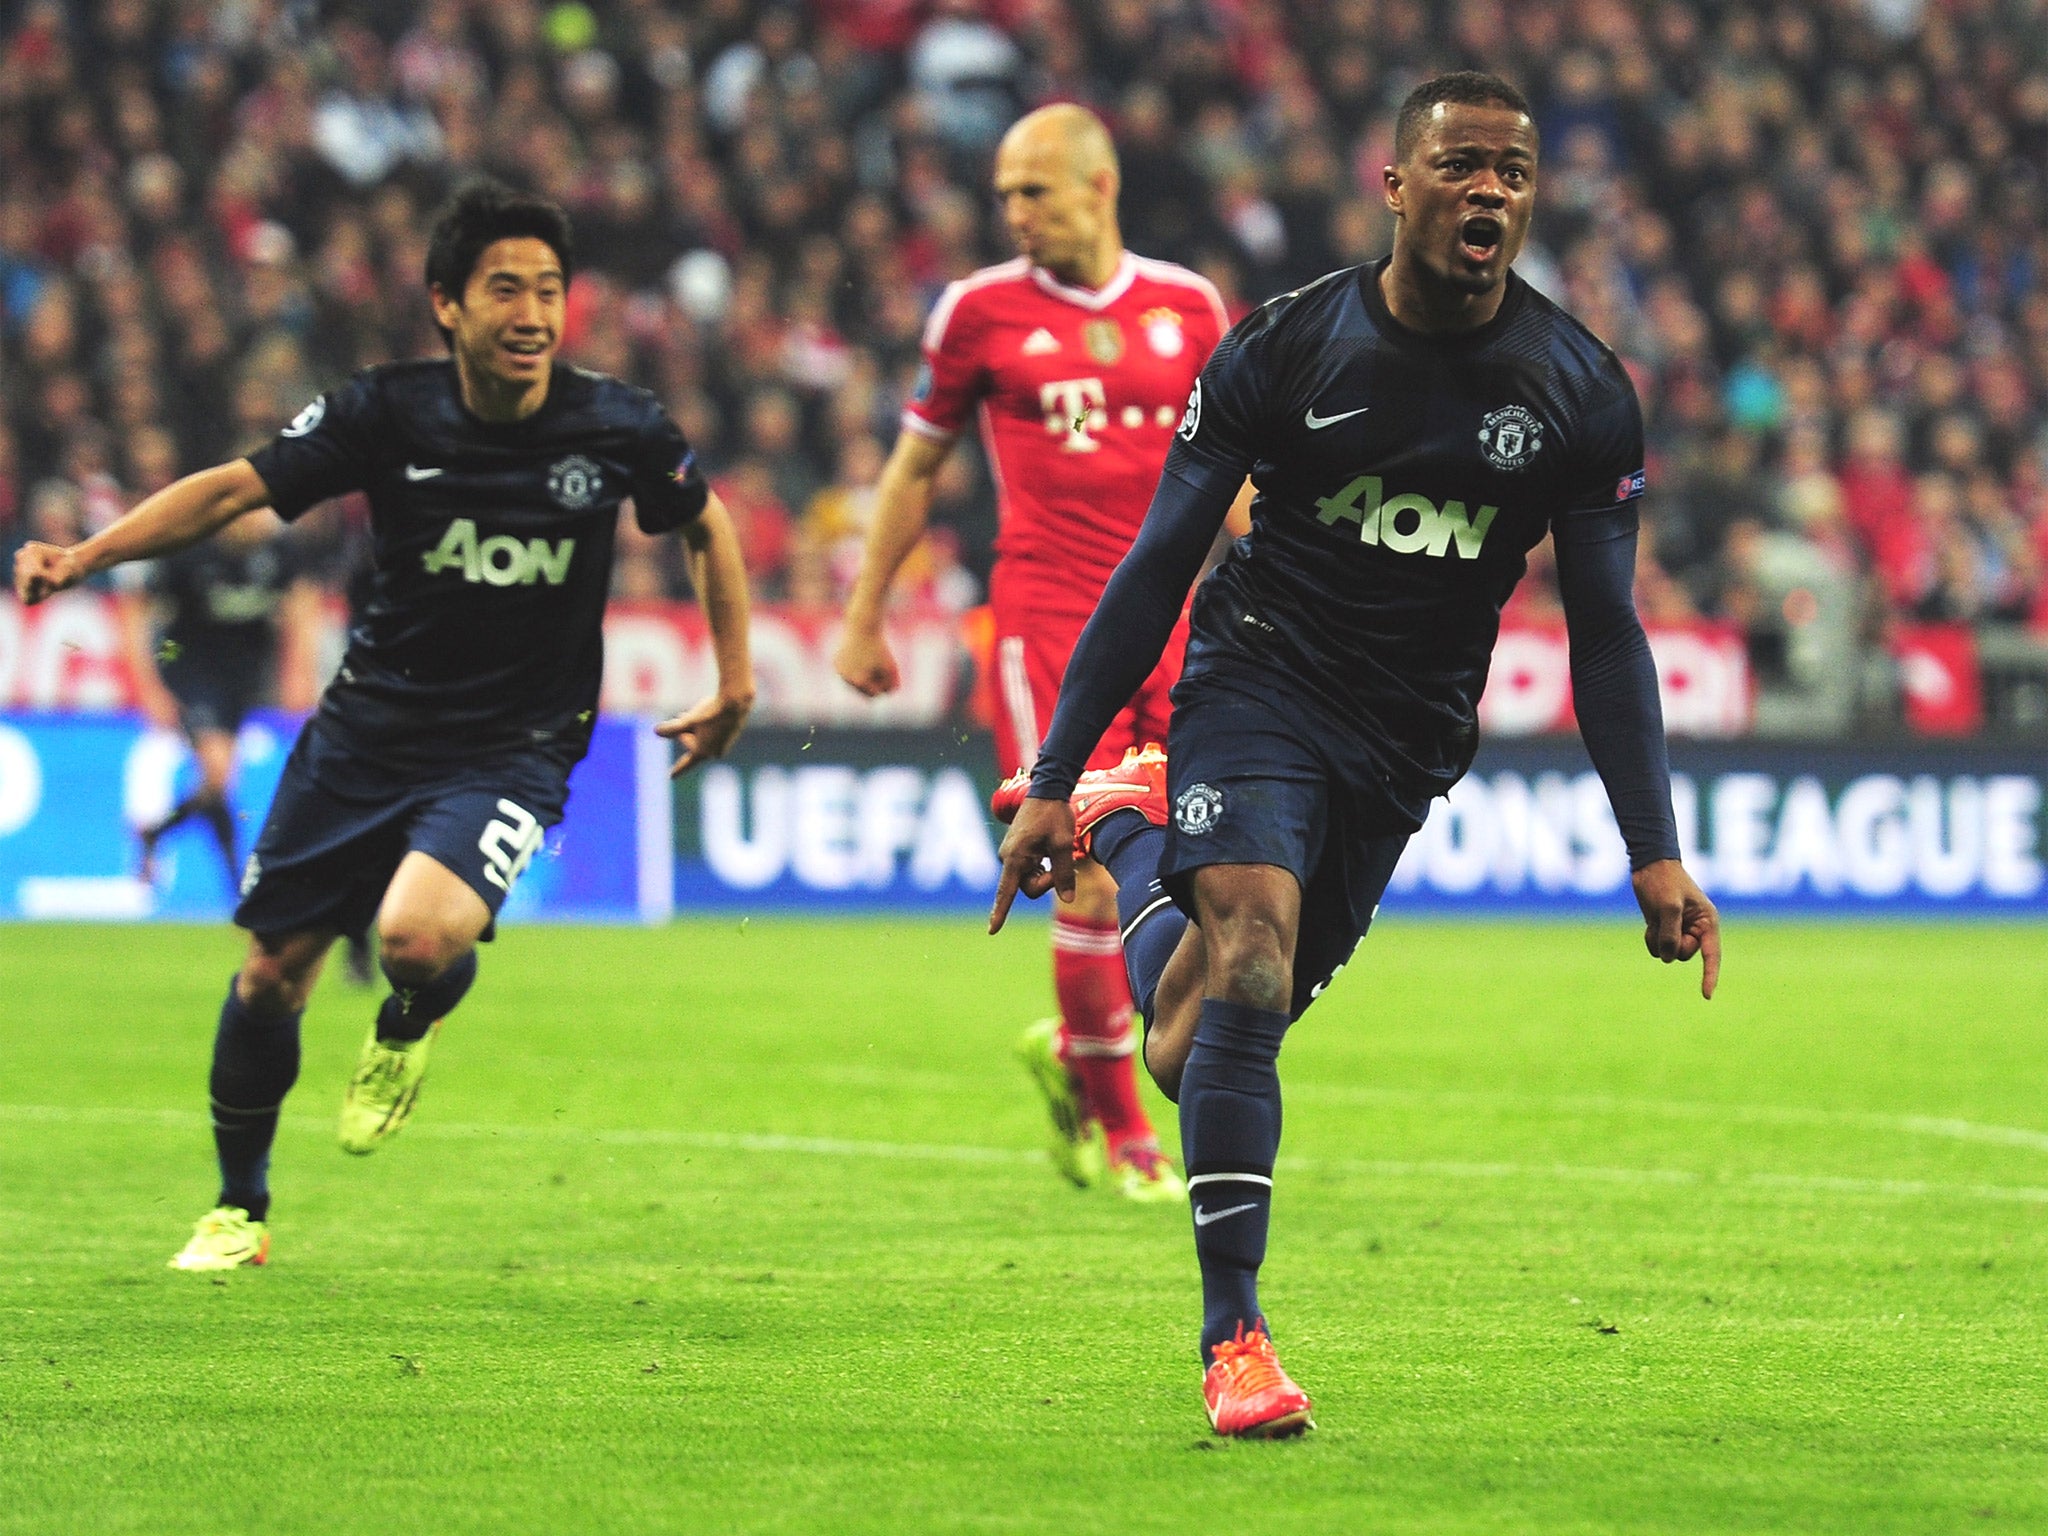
top-left (14, 541), bottom-right (86, 605)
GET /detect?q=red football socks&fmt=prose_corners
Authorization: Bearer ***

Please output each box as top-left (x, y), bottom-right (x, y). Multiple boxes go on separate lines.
top-left (1052, 914), bottom-right (1153, 1147)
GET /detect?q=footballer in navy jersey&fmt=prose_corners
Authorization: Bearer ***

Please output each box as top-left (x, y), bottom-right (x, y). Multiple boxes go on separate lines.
top-left (130, 512), bottom-right (323, 888)
top-left (992, 74), bottom-right (1719, 1437)
top-left (245, 356), bottom-right (704, 769)
top-left (1166, 255), bottom-right (1652, 818)
top-left (16, 182), bottom-right (755, 1273)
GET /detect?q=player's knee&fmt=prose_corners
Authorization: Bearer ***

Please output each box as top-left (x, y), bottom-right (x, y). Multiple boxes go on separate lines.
top-left (376, 924), bottom-right (468, 987)
top-left (237, 955), bottom-right (315, 1016)
top-left (1209, 922), bottom-right (1293, 1013)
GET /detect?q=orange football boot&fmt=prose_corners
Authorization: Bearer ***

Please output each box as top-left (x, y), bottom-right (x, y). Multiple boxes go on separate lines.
top-left (1203, 1324), bottom-right (1314, 1439)
top-left (990, 743), bottom-right (1169, 857)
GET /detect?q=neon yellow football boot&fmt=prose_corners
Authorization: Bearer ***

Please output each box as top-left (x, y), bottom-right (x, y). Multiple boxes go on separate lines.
top-left (1016, 1017), bottom-right (1105, 1188)
top-left (338, 1021), bottom-right (441, 1154)
top-left (168, 1206), bottom-right (269, 1271)
top-left (1110, 1139), bottom-right (1187, 1204)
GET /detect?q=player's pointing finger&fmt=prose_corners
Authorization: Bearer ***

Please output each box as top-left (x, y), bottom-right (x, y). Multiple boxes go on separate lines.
top-left (989, 858), bottom-right (1023, 933)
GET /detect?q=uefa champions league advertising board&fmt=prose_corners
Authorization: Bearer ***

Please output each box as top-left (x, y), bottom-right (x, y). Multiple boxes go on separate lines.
top-left (0, 716), bottom-right (2040, 919)
top-left (0, 712), bottom-right (668, 924)
top-left (1393, 739), bottom-right (2046, 916)
top-left (676, 733), bottom-right (2046, 918)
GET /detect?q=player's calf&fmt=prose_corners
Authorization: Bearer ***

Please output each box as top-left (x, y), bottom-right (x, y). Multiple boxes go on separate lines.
top-left (339, 948), bottom-right (478, 1154)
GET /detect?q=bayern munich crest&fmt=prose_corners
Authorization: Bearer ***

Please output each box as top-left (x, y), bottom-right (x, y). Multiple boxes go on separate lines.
top-left (1175, 782), bottom-right (1224, 836)
top-left (1142, 306), bottom-right (1185, 358)
top-left (547, 454), bottom-right (602, 510)
top-left (1477, 404), bottom-right (1544, 471)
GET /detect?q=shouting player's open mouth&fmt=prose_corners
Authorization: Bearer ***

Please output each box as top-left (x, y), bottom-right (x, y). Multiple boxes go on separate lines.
top-left (1457, 213), bottom-right (1504, 267)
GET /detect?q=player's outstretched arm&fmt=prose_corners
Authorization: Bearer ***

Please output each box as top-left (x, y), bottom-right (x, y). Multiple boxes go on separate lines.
top-left (1632, 859), bottom-right (1720, 999)
top-left (1556, 524), bottom-right (1721, 999)
top-left (661, 491), bottom-right (755, 776)
top-left (834, 431), bottom-right (952, 698)
top-left (14, 460), bottom-right (273, 605)
top-left (990, 795), bottom-right (1077, 933)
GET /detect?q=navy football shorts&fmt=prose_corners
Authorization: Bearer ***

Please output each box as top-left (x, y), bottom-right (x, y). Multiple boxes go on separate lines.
top-left (1159, 676), bottom-right (1419, 1020)
top-left (168, 663), bottom-right (265, 738)
top-left (233, 718), bottom-right (573, 941)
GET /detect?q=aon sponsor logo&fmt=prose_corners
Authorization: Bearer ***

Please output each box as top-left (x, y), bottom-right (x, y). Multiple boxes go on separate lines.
top-left (1314, 476), bottom-right (1497, 559)
top-left (421, 518), bottom-right (576, 586)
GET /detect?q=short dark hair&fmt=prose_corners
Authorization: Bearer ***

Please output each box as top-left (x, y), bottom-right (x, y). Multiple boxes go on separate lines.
top-left (424, 179), bottom-right (575, 303)
top-left (1393, 72), bottom-right (1534, 165)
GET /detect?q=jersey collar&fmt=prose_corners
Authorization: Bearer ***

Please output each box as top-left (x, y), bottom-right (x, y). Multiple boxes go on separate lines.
top-left (1029, 252), bottom-right (1136, 311)
top-left (1360, 255), bottom-right (1526, 347)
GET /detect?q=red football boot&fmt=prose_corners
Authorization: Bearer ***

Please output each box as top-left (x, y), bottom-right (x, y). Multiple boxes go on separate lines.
top-left (1202, 1324), bottom-right (1315, 1439)
top-left (990, 743), bottom-right (1169, 857)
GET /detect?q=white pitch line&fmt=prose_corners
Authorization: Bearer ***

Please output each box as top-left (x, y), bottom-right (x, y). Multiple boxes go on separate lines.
top-left (1288, 1084), bottom-right (2048, 1156)
top-left (9, 1103), bottom-right (2048, 1205)
top-left (0, 1103), bottom-right (1037, 1167)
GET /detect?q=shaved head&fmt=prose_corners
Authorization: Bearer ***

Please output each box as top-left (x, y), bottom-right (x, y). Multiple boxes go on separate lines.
top-left (1000, 104), bottom-right (1120, 188)
top-left (993, 104), bottom-right (1126, 287)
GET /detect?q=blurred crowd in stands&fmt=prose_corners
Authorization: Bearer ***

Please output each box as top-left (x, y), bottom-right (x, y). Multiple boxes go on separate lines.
top-left (4, 0), bottom-right (2048, 730)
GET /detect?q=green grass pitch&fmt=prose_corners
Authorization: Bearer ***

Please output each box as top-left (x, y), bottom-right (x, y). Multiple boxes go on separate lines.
top-left (4, 916), bottom-right (2047, 1533)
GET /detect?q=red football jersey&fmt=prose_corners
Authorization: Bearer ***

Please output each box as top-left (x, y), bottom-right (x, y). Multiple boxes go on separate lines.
top-left (903, 253), bottom-right (1228, 618)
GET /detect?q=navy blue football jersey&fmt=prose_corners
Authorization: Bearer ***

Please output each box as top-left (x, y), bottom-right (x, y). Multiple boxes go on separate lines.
top-left (148, 533), bottom-right (302, 675)
top-left (1165, 257), bottom-right (1646, 805)
top-left (247, 360), bottom-right (707, 767)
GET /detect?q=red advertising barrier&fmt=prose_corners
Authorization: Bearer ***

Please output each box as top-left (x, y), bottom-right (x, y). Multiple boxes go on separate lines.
top-left (0, 591), bottom-right (140, 710)
top-left (0, 592), bottom-right (973, 726)
top-left (600, 601), bottom-right (967, 725)
top-left (2, 593), bottom-right (1752, 735)
top-left (1480, 621), bottom-right (1752, 737)
top-left (1892, 623), bottom-right (1985, 736)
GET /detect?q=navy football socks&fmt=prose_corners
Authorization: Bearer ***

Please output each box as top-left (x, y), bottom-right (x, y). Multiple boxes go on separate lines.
top-left (209, 977), bottom-right (302, 1222)
top-left (1179, 998), bottom-right (1290, 1363)
top-left (375, 949), bottom-right (478, 1043)
top-left (1090, 810), bottom-right (1185, 1025)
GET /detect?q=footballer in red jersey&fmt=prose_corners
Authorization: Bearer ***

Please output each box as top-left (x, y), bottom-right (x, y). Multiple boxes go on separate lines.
top-left (837, 104), bottom-right (1246, 1202)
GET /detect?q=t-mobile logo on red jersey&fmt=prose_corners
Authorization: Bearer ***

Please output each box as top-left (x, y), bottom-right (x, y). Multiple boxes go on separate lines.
top-left (1039, 377), bottom-right (1108, 452)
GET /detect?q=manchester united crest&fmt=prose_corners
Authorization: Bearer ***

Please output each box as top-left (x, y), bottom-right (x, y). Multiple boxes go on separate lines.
top-left (547, 454), bottom-right (603, 510)
top-left (1477, 404), bottom-right (1544, 471)
top-left (1175, 782), bottom-right (1224, 836)
top-left (1083, 318), bottom-right (1124, 364)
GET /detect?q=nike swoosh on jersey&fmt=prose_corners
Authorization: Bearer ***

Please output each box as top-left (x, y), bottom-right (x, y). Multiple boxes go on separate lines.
top-left (1192, 1202), bottom-right (1261, 1227)
top-left (1304, 405), bottom-right (1370, 429)
top-left (404, 465), bottom-right (445, 480)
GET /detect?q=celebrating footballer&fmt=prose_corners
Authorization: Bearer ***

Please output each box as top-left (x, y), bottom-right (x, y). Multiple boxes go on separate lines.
top-left (993, 73), bottom-right (1722, 1438)
top-left (14, 181), bottom-right (755, 1272)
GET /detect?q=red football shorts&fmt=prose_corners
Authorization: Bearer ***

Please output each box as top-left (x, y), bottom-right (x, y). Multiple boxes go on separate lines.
top-left (989, 604), bottom-right (1187, 778)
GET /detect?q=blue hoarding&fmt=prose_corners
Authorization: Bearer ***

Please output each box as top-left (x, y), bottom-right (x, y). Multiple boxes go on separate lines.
top-left (2, 718), bottom-right (2040, 919)
top-left (0, 712), bottom-right (668, 923)
top-left (672, 729), bottom-right (1000, 911)
top-left (671, 732), bottom-right (2046, 917)
top-left (1393, 740), bottom-right (2045, 915)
